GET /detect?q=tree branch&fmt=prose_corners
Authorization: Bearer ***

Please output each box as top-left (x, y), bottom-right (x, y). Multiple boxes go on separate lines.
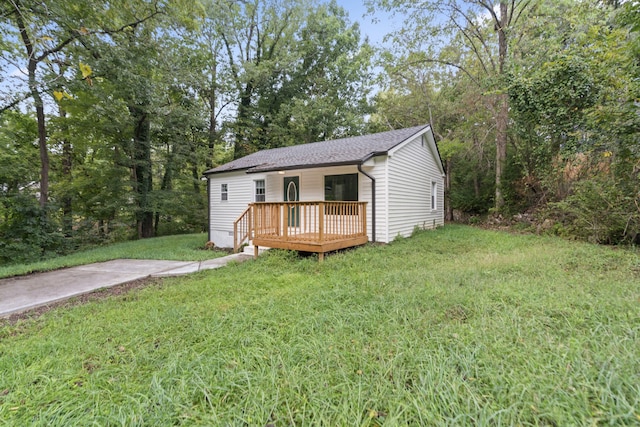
top-left (0, 94), bottom-right (29, 114)
top-left (446, 8), bottom-right (491, 75)
top-left (403, 57), bottom-right (482, 88)
top-left (512, 0), bottom-right (535, 27)
top-left (35, 5), bottom-right (164, 63)
top-left (449, 2), bottom-right (497, 73)
top-left (476, 0), bottom-right (500, 26)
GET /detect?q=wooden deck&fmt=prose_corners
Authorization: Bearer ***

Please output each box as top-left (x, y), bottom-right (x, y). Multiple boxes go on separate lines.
top-left (234, 201), bottom-right (368, 261)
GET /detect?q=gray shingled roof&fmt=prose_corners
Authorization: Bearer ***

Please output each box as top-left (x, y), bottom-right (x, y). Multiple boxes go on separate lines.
top-left (204, 124), bottom-right (431, 175)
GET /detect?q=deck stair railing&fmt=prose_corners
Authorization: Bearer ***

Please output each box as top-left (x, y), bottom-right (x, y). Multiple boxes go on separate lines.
top-left (233, 206), bottom-right (252, 253)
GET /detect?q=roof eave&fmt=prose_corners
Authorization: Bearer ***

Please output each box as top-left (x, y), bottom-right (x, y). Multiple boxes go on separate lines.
top-left (247, 160), bottom-right (362, 174)
top-left (202, 167), bottom-right (249, 176)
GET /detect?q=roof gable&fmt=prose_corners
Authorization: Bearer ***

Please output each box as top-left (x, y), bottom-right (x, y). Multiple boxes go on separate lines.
top-left (203, 124), bottom-right (437, 175)
top-left (388, 126), bottom-right (446, 176)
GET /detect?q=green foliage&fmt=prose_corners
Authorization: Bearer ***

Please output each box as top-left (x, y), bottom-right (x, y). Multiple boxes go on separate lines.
top-left (448, 153), bottom-right (494, 213)
top-left (219, 0), bottom-right (373, 157)
top-left (509, 56), bottom-right (598, 156)
top-left (1, 0), bottom-right (210, 249)
top-left (370, 0), bottom-right (639, 239)
top-left (0, 111), bottom-right (39, 194)
top-left (506, 1), bottom-right (640, 240)
top-left (0, 112), bottom-right (68, 264)
top-left (0, 195), bottom-right (68, 264)
top-left (547, 176), bottom-right (640, 245)
top-left (1, 226), bottom-right (639, 424)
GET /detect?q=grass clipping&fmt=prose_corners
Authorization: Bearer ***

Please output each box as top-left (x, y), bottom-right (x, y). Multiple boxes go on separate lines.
top-left (1, 225), bottom-right (639, 425)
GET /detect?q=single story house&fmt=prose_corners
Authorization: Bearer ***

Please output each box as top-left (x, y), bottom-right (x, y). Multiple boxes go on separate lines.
top-left (203, 124), bottom-right (445, 259)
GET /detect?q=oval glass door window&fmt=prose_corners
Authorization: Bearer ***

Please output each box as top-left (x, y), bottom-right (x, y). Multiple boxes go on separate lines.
top-left (286, 179), bottom-right (299, 227)
top-left (287, 181), bottom-right (297, 201)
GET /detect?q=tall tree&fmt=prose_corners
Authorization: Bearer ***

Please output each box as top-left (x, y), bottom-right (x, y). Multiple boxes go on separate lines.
top-left (264, 1), bottom-right (373, 146)
top-left (217, 0), bottom-right (372, 159)
top-left (86, 15), bottom-right (207, 238)
top-left (194, 1), bottom-right (236, 169)
top-left (369, 0), bottom-right (536, 210)
top-left (0, 0), bottom-right (164, 211)
top-left (370, 56), bottom-right (495, 218)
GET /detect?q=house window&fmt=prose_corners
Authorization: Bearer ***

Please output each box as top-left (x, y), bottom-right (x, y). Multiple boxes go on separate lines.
top-left (255, 179), bottom-right (265, 202)
top-left (324, 174), bottom-right (358, 201)
top-left (431, 181), bottom-right (437, 210)
top-left (221, 183), bottom-right (228, 201)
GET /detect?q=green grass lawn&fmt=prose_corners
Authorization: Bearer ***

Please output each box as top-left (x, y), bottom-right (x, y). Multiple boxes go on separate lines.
top-left (1, 225), bottom-right (639, 425)
top-left (0, 233), bottom-right (224, 279)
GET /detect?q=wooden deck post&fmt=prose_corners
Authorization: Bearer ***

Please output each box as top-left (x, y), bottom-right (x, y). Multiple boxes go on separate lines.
top-left (233, 221), bottom-right (238, 253)
top-left (248, 204), bottom-right (253, 244)
top-left (362, 202), bottom-right (367, 238)
top-left (254, 244), bottom-right (259, 259)
top-left (283, 204), bottom-right (289, 239)
top-left (319, 202), bottom-right (324, 242)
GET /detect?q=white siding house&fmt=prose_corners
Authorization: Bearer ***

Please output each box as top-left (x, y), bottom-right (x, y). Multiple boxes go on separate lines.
top-left (204, 124), bottom-right (445, 249)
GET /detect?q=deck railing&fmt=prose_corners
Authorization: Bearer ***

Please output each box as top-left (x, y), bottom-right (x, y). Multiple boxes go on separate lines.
top-left (233, 201), bottom-right (368, 253)
top-left (251, 201), bottom-right (367, 243)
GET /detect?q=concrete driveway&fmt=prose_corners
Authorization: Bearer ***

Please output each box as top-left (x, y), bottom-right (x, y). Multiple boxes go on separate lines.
top-left (0, 254), bottom-right (251, 318)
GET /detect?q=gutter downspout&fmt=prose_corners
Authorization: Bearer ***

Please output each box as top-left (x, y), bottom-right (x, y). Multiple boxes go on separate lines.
top-left (358, 159), bottom-right (376, 243)
top-left (205, 176), bottom-right (211, 242)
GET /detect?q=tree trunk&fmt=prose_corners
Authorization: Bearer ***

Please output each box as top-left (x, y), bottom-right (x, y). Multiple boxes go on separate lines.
top-left (129, 105), bottom-right (154, 238)
top-left (16, 11), bottom-right (49, 209)
top-left (154, 146), bottom-right (174, 236)
top-left (494, 2), bottom-right (509, 211)
top-left (35, 100), bottom-right (49, 209)
top-left (192, 165), bottom-right (201, 194)
top-left (495, 94), bottom-right (508, 210)
top-left (60, 108), bottom-right (73, 236)
top-left (445, 159), bottom-right (453, 221)
top-left (207, 63), bottom-right (217, 169)
top-left (234, 82), bottom-right (254, 160)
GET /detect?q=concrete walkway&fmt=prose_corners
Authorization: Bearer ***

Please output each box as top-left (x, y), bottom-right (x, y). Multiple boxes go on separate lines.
top-left (0, 253), bottom-right (252, 318)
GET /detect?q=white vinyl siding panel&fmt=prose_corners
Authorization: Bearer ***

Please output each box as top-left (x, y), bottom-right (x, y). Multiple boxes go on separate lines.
top-left (209, 171), bottom-right (267, 247)
top-left (387, 135), bottom-right (444, 240)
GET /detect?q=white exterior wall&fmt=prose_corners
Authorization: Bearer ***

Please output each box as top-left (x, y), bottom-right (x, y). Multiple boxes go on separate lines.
top-left (386, 134), bottom-right (445, 240)
top-left (208, 171), bottom-right (267, 248)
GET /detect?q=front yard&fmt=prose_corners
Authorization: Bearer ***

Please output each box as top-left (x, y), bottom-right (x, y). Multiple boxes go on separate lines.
top-left (1, 225), bottom-right (638, 425)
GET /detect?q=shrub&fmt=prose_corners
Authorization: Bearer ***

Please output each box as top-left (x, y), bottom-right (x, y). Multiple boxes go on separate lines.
top-left (547, 176), bottom-right (639, 244)
top-left (0, 194), bottom-right (69, 264)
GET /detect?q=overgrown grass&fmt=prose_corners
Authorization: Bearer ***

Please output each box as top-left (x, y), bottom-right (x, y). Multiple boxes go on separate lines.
top-left (0, 233), bottom-right (223, 279)
top-left (1, 225), bottom-right (639, 425)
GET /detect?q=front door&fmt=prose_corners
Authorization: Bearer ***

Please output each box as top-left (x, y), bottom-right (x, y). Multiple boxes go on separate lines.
top-left (284, 176), bottom-right (299, 227)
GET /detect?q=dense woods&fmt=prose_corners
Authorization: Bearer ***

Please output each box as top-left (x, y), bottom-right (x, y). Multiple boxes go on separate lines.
top-left (1, 0), bottom-right (638, 264)
top-left (370, 0), bottom-right (639, 243)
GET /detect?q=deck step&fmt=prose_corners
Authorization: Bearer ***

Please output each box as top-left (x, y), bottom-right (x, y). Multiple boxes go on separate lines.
top-left (242, 244), bottom-right (270, 256)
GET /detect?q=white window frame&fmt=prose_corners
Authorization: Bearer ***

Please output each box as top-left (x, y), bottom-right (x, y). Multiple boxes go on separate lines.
top-left (254, 179), bottom-right (265, 202)
top-left (431, 181), bottom-right (437, 210)
top-left (221, 183), bottom-right (228, 201)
